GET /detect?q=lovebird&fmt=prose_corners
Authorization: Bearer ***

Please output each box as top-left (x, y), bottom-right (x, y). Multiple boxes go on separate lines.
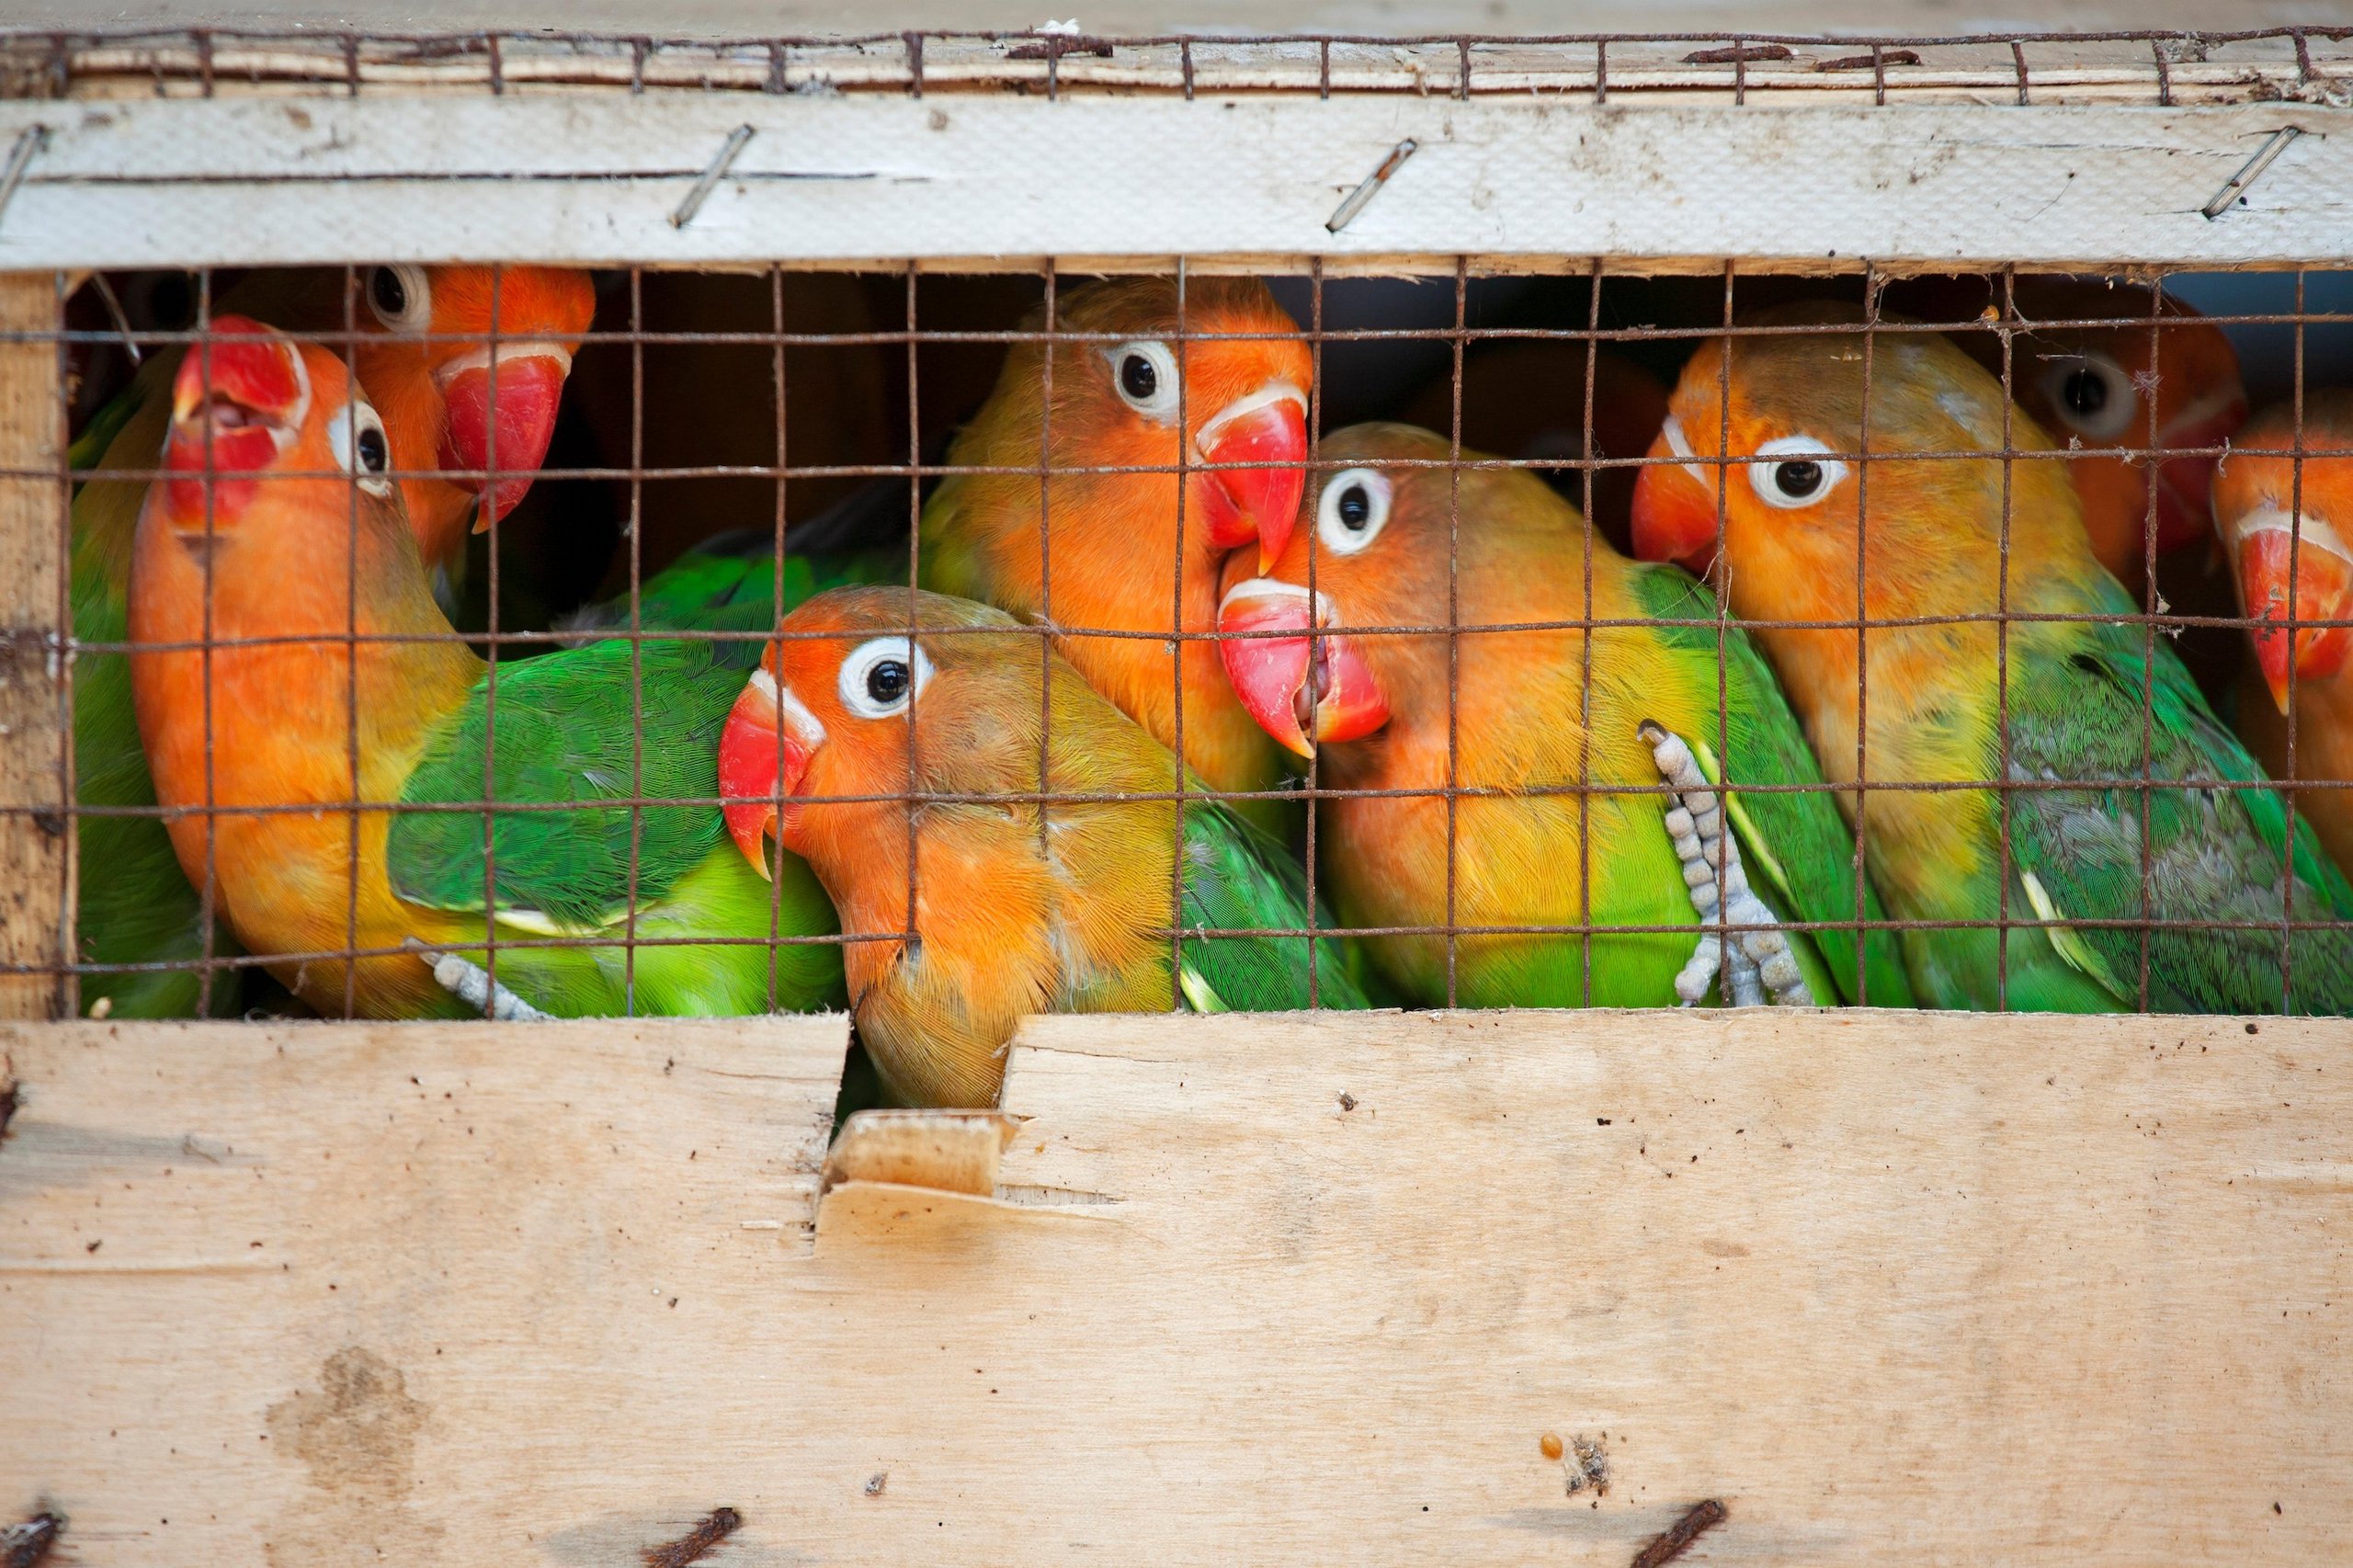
top-left (71, 265), bottom-right (594, 1018)
top-left (918, 278), bottom-right (1312, 831)
top-left (1631, 303), bottom-right (2353, 1013)
top-left (1214, 422), bottom-right (1912, 1010)
top-left (717, 585), bottom-right (1367, 1108)
top-left (2211, 393), bottom-right (2353, 875)
top-left (1891, 277), bottom-right (2247, 587)
top-left (127, 319), bottom-right (842, 1019)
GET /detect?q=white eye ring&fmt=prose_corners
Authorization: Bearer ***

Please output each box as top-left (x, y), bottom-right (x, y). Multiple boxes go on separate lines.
top-left (837, 635), bottom-right (935, 721)
top-left (325, 399), bottom-right (393, 498)
top-left (1748, 435), bottom-right (1847, 511)
top-left (366, 264), bottom-right (433, 334)
top-left (2038, 351), bottom-right (2138, 443)
top-left (1315, 467), bottom-right (1392, 555)
top-left (1104, 339), bottom-right (1182, 424)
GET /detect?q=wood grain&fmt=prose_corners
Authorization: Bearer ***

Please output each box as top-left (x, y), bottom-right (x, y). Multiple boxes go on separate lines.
top-left (0, 97), bottom-right (2343, 270)
top-left (19, 31), bottom-right (2343, 108)
top-left (4, 1006), bottom-right (2347, 1562)
top-left (0, 271), bottom-right (65, 1020)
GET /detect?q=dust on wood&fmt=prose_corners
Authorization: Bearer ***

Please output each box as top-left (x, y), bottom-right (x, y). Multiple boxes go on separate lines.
top-left (1, 1510), bottom-right (61, 1568)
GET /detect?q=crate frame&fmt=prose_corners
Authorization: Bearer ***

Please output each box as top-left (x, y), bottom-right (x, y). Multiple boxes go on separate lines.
top-left (3, 26), bottom-right (2353, 1564)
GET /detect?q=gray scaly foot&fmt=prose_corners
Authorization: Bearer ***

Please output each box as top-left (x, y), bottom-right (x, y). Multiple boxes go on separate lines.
top-left (403, 937), bottom-right (556, 1021)
top-left (1639, 721), bottom-right (1813, 1008)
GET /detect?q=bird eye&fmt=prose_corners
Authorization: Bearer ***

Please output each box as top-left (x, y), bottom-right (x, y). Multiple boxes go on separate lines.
top-left (365, 265), bottom-right (433, 334)
top-left (837, 635), bottom-right (935, 721)
top-left (2039, 351), bottom-right (2137, 442)
top-left (1747, 435), bottom-right (1847, 511)
top-left (326, 399), bottom-right (394, 499)
top-left (1314, 466), bottom-right (1392, 556)
top-left (1106, 340), bottom-right (1181, 424)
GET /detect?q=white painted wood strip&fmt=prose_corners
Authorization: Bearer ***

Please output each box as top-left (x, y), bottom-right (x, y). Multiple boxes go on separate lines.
top-left (4, 1007), bottom-right (2349, 1562)
top-left (0, 96), bottom-right (2346, 269)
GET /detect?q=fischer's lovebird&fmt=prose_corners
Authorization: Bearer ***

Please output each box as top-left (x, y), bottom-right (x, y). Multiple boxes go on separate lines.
top-left (1631, 303), bottom-right (2353, 1014)
top-left (1889, 277), bottom-right (2247, 588)
top-left (1215, 422), bottom-right (1911, 1011)
top-left (917, 278), bottom-right (1312, 832)
top-left (70, 265), bottom-right (594, 1018)
top-left (2212, 393), bottom-right (2353, 877)
top-left (718, 585), bottom-right (1368, 1108)
top-left (127, 319), bottom-right (842, 1019)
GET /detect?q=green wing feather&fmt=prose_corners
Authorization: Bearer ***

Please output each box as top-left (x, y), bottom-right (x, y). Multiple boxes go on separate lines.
top-left (1627, 563), bottom-right (1915, 1007)
top-left (389, 610), bottom-right (768, 927)
top-left (387, 601), bottom-right (845, 1016)
top-left (2002, 574), bottom-right (2353, 1015)
top-left (1177, 799), bottom-right (1373, 1011)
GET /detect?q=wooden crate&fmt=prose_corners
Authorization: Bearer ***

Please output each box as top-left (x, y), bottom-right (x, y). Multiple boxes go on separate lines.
top-left (4, 25), bottom-right (2353, 1564)
top-left (6, 1008), bottom-right (2351, 1562)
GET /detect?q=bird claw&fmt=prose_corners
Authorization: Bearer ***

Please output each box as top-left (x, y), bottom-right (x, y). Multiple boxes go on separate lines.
top-left (404, 937), bottom-right (555, 1021)
top-left (1640, 721), bottom-right (1813, 1008)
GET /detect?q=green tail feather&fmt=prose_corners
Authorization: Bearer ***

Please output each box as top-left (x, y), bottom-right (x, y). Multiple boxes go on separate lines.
top-left (1178, 798), bottom-right (1372, 1011)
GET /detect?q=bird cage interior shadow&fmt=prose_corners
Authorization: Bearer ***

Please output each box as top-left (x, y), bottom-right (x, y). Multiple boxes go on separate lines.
top-left (8, 25), bottom-right (2353, 1110)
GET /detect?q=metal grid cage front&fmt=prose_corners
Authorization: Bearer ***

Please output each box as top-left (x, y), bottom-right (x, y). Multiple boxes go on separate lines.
top-left (6, 25), bottom-right (2353, 1110)
top-left (28, 258), bottom-right (2353, 1081)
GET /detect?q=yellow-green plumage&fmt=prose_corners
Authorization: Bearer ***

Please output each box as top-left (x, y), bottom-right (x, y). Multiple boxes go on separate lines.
top-left (1257, 425), bottom-right (1911, 1008)
top-left (755, 587), bottom-right (1366, 1108)
top-left (1646, 305), bottom-right (2353, 1013)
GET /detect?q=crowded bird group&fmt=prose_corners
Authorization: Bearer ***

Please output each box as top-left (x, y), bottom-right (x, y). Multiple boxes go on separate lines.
top-left (70, 264), bottom-right (2353, 1108)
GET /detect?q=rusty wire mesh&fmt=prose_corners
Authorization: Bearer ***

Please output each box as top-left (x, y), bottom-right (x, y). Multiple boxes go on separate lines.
top-left (22, 255), bottom-right (2353, 1020)
top-left (6, 26), bottom-right (2353, 1025)
top-left (4, 25), bottom-right (2353, 104)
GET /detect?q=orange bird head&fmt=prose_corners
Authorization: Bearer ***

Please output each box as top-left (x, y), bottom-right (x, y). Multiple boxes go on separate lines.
top-left (158, 313), bottom-right (401, 542)
top-left (1024, 277), bottom-right (1311, 573)
top-left (1216, 423), bottom-right (1552, 759)
top-left (2211, 392), bottom-right (2353, 713)
top-left (1628, 302), bottom-right (2090, 620)
top-left (344, 264), bottom-right (595, 554)
top-left (1961, 280), bottom-right (2245, 576)
top-left (719, 587), bottom-right (1032, 878)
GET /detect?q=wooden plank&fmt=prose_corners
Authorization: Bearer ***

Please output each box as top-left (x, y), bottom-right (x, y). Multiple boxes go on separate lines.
top-left (0, 273), bottom-right (65, 1021)
top-left (4, 1007), bottom-right (2348, 1562)
top-left (17, 28), bottom-right (2340, 105)
top-left (1, 96), bottom-right (2346, 269)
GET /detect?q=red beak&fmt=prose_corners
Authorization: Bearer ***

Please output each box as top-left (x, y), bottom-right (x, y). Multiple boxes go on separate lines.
top-left (163, 314), bottom-right (306, 525)
top-left (2234, 516), bottom-right (2353, 713)
top-left (1630, 417), bottom-right (1724, 574)
top-left (2151, 393), bottom-right (2249, 556)
top-left (718, 667), bottom-right (815, 880)
top-left (1196, 384), bottom-right (1308, 570)
top-left (1216, 577), bottom-right (1388, 757)
top-left (435, 343), bottom-right (573, 527)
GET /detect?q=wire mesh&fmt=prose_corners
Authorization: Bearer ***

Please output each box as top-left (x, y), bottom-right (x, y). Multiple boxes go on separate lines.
top-left (19, 255), bottom-right (2353, 1035)
top-left (6, 25), bottom-right (2353, 105)
top-left (5, 27), bottom-right (2353, 1051)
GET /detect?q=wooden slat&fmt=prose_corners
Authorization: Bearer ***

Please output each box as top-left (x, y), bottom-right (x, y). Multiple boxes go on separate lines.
top-left (4, 1007), bottom-right (2347, 1562)
top-left (0, 272), bottom-right (64, 1020)
top-left (0, 96), bottom-right (2344, 269)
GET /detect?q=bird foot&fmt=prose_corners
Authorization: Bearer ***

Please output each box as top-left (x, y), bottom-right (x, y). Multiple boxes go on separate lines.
top-left (403, 937), bottom-right (556, 1021)
top-left (1639, 721), bottom-right (1814, 1008)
